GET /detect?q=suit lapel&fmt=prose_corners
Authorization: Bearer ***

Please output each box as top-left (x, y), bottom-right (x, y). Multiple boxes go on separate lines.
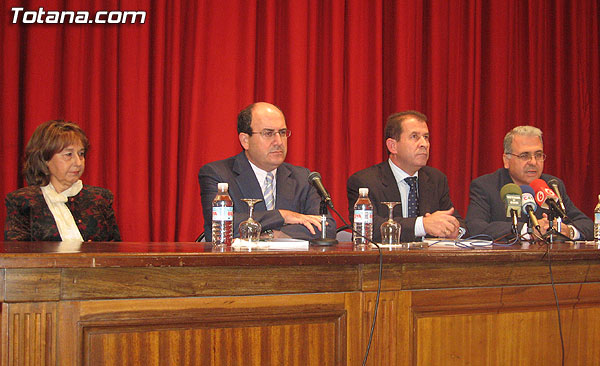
top-left (417, 169), bottom-right (434, 215)
top-left (232, 152), bottom-right (267, 210)
top-left (379, 162), bottom-right (403, 213)
top-left (275, 164), bottom-right (296, 209)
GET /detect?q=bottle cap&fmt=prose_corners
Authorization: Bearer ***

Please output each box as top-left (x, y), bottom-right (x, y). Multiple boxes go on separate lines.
top-left (359, 188), bottom-right (369, 195)
top-left (217, 183), bottom-right (228, 191)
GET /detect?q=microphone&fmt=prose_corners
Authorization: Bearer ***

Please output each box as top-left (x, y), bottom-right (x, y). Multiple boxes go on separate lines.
top-left (307, 171), bottom-right (337, 246)
top-left (548, 178), bottom-right (567, 214)
top-left (530, 179), bottom-right (567, 218)
top-left (500, 183), bottom-right (522, 229)
top-left (308, 171), bottom-right (333, 209)
top-left (520, 185), bottom-right (540, 231)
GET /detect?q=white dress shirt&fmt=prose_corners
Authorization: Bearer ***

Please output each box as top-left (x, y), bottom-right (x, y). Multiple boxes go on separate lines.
top-left (388, 159), bottom-right (427, 238)
top-left (248, 160), bottom-right (277, 207)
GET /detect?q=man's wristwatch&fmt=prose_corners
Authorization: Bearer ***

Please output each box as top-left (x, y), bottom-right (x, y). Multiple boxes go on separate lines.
top-left (262, 229), bottom-right (274, 240)
top-left (567, 225), bottom-right (575, 240)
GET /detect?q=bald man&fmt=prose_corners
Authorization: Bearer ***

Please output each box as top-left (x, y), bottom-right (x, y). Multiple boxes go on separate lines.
top-left (199, 102), bottom-right (336, 241)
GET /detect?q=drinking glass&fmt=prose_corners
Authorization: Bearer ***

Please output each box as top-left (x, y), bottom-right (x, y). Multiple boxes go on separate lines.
top-left (239, 199), bottom-right (262, 242)
top-left (380, 202), bottom-right (401, 245)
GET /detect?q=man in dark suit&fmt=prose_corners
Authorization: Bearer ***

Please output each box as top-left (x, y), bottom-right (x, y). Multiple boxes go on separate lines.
top-left (347, 111), bottom-right (464, 243)
top-left (466, 126), bottom-right (593, 240)
top-left (199, 102), bottom-right (336, 241)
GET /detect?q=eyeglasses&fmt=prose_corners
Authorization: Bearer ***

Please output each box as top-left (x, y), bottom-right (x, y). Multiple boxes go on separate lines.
top-left (248, 129), bottom-right (292, 139)
top-left (505, 152), bottom-right (547, 162)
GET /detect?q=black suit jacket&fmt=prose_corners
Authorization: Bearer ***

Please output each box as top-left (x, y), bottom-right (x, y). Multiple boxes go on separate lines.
top-left (198, 152), bottom-right (336, 241)
top-left (5, 185), bottom-right (121, 241)
top-left (466, 168), bottom-right (593, 240)
top-left (347, 161), bottom-right (464, 242)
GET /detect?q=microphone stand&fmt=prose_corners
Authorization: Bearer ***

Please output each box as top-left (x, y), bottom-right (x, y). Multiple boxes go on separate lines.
top-left (542, 209), bottom-right (570, 243)
top-left (527, 216), bottom-right (544, 242)
top-left (309, 199), bottom-right (338, 246)
top-left (510, 209), bottom-right (520, 243)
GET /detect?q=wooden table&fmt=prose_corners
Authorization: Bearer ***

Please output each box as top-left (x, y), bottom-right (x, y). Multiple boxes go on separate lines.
top-left (1, 240), bottom-right (599, 365)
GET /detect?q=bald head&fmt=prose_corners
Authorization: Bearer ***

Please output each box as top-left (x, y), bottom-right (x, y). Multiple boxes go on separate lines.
top-left (238, 102), bottom-right (284, 134)
top-left (238, 102), bottom-right (288, 171)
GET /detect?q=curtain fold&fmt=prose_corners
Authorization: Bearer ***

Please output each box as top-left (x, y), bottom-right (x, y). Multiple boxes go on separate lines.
top-left (2, 0), bottom-right (598, 241)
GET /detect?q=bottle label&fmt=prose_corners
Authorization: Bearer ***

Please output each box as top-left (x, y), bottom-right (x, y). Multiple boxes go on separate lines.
top-left (354, 209), bottom-right (373, 224)
top-left (595, 212), bottom-right (600, 223)
top-left (213, 207), bottom-right (233, 221)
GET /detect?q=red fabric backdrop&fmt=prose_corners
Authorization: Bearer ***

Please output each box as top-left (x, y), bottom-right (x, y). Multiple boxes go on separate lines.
top-left (1, 0), bottom-right (599, 242)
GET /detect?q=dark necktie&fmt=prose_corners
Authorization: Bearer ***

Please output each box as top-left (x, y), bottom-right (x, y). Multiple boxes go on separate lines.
top-left (405, 176), bottom-right (419, 217)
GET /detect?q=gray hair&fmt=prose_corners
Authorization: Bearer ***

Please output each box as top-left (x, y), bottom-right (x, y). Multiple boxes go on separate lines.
top-left (503, 126), bottom-right (543, 154)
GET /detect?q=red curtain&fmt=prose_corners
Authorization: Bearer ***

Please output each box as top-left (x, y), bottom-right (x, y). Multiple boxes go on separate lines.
top-left (2, 0), bottom-right (599, 242)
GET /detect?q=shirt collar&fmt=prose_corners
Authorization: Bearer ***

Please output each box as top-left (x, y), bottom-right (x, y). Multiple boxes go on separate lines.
top-left (41, 180), bottom-right (83, 203)
top-left (388, 159), bottom-right (418, 183)
top-left (248, 160), bottom-right (277, 185)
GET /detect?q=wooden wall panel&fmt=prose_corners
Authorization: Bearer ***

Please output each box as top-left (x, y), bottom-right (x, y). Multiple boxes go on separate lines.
top-left (414, 307), bottom-right (600, 366)
top-left (1, 302), bottom-right (56, 366)
top-left (361, 291), bottom-right (412, 366)
top-left (411, 285), bottom-right (600, 366)
top-left (55, 293), bottom-right (360, 366)
top-left (566, 306), bottom-right (600, 365)
top-left (85, 322), bottom-right (338, 366)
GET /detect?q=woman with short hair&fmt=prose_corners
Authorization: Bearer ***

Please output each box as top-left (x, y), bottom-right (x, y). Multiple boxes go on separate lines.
top-left (4, 120), bottom-right (121, 241)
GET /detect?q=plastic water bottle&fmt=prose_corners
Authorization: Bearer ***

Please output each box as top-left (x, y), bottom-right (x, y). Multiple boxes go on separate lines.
top-left (353, 188), bottom-right (373, 245)
top-left (212, 183), bottom-right (233, 245)
top-left (594, 194), bottom-right (600, 242)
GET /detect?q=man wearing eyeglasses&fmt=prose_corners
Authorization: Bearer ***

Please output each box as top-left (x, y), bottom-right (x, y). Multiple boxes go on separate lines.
top-left (466, 126), bottom-right (593, 240)
top-left (198, 102), bottom-right (336, 241)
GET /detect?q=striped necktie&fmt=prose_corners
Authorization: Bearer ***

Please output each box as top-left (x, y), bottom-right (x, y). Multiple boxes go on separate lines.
top-left (264, 172), bottom-right (275, 210)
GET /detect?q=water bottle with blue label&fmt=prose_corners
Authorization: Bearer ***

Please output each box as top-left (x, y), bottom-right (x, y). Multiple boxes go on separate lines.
top-left (353, 188), bottom-right (373, 245)
top-left (212, 183), bottom-right (233, 245)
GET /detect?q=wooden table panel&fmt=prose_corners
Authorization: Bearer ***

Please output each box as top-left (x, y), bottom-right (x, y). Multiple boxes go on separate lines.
top-left (55, 293), bottom-right (360, 366)
top-left (414, 307), bottom-right (600, 366)
top-left (0, 240), bottom-right (599, 366)
top-left (3, 269), bottom-right (61, 302)
top-left (2, 302), bottom-right (57, 366)
top-left (60, 265), bottom-right (359, 300)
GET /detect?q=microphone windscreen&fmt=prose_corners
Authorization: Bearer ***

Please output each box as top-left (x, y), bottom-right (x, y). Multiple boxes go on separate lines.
top-left (522, 196), bottom-right (537, 212)
top-left (547, 178), bottom-right (564, 199)
top-left (308, 171), bottom-right (322, 182)
top-left (500, 183), bottom-right (522, 202)
top-left (500, 183), bottom-right (522, 218)
top-left (520, 185), bottom-right (537, 212)
top-left (530, 179), bottom-right (558, 208)
top-left (520, 185), bottom-right (535, 196)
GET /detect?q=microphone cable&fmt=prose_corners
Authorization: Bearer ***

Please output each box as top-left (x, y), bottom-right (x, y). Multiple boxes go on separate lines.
top-left (543, 239), bottom-right (565, 366)
top-left (328, 206), bottom-right (382, 366)
top-left (495, 225), bottom-right (565, 366)
top-left (535, 230), bottom-right (566, 366)
top-left (329, 207), bottom-right (564, 365)
top-left (491, 231), bottom-right (523, 246)
top-left (423, 224), bottom-right (565, 365)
